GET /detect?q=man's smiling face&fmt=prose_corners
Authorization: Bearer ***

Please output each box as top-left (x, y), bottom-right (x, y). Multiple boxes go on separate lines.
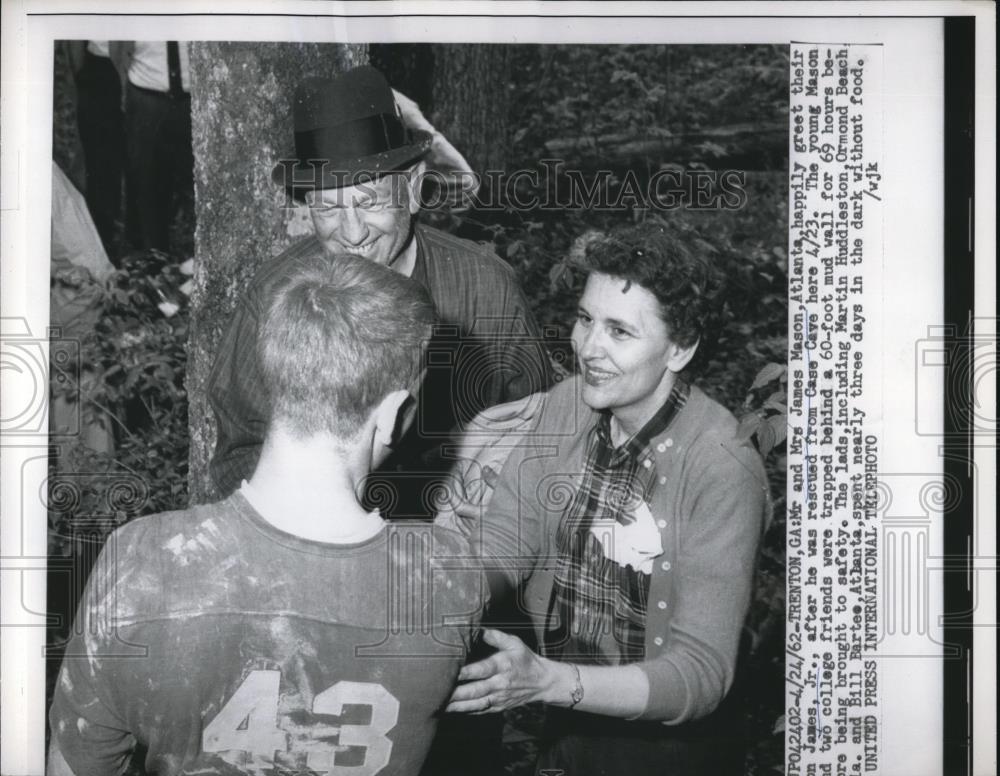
top-left (572, 272), bottom-right (697, 436)
top-left (306, 167), bottom-right (421, 269)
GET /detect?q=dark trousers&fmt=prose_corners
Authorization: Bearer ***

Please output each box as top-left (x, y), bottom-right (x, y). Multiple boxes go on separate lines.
top-left (124, 82), bottom-right (193, 254)
top-left (75, 51), bottom-right (124, 254)
top-left (536, 705), bottom-right (746, 776)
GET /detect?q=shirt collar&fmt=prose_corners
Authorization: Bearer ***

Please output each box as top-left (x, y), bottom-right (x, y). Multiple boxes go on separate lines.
top-left (389, 229), bottom-right (419, 278)
top-left (595, 378), bottom-right (690, 462)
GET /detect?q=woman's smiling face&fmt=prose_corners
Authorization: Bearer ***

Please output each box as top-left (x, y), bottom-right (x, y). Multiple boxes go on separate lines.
top-left (571, 272), bottom-right (697, 436)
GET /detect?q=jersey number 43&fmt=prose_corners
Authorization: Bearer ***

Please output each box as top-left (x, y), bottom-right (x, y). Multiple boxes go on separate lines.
top-left (203, 669), bottom-right (400, 774)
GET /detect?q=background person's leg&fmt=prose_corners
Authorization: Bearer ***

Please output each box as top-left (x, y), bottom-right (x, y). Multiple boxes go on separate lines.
top-left (125, 84), bottom-right (174, 252)
top-left (75, 51), bottom-right (123, 255)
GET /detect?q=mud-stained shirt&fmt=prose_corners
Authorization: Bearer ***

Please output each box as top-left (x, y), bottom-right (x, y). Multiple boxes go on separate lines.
top-left (49, 492), bottom-right (486, 776)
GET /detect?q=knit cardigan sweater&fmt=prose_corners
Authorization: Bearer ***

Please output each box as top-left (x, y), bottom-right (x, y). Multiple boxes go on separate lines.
top-left (476, 375), bottom-right (770, 724)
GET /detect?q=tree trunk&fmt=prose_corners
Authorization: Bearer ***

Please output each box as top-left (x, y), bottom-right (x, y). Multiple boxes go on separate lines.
top-left (186, 42), bottom-right (367, 504)
top-left (368, 44), bottom-right (435, 112)
top-left (430, 45), bottom-right (511, 174)
top-left (371, 43), bottom-right (512, 175)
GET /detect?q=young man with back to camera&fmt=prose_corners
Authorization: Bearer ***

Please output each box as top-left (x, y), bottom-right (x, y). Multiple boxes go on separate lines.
top-left (48, 254), bottom-right (486, 776)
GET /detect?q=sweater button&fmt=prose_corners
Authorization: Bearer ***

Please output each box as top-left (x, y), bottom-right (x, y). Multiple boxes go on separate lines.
top-left (659, 476), bottom-right (667, 485)
top-left (653, 636), bottom-right (664, 646)
top-left (656, 442), bottom-right (666, 453)
top-left (661, 560), bottom-right (671, 571)
top-left (657, 600), bottom-right (667, 610)
top-left (665, 438), bottom-right (674, 447)
top-left (657, 519), bottom-right (667, 529)
top-left (643, 459), bottom-right (652, 469)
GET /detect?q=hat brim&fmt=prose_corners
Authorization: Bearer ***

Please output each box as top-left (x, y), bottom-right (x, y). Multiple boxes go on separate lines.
top-left (271, 130), bottom-right (434, 198)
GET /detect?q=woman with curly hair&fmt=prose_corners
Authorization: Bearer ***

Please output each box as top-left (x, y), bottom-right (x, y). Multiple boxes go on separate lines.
top-left (445, 219), bottom-right (771, 775)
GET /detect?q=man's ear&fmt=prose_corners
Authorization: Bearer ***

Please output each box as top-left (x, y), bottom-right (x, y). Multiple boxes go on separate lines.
top-left (406, 160), bottom-right (427, 215)
top-left (666, 338), bottom-right (699, 373)
top-left (373, 389), bottom-right (414, 449)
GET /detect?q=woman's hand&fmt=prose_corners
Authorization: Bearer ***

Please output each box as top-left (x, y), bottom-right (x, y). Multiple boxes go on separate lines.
top-left (445, 629), bottom-right (575, 714)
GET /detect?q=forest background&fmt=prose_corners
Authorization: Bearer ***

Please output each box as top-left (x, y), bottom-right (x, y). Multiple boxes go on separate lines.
top-left (49, 42), bottom-right (789, 775)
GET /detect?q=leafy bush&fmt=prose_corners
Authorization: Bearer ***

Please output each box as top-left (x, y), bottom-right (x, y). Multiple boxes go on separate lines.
top-left (48, 251), bottom-right (190, 581)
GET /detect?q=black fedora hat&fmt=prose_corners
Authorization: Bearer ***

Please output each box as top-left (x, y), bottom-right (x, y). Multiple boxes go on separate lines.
top-left (272, 66), bottom-right (433, 196)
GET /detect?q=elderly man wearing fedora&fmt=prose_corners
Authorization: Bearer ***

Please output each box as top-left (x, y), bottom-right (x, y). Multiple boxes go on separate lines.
top-left (208, 66), bottom-right (552, 507)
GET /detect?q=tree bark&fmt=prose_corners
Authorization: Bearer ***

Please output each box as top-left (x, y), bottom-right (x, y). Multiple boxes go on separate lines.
top-left (186, 42), bottom-right (367, 504)
top-left (371, 43), bottom-right (512, 175)
top-left (368, 44), bottom-right (434, 111)
top-left (429, 44), bottom-right (512, 174)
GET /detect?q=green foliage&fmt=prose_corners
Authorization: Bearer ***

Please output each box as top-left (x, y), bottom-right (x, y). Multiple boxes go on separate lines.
top-left (739, 362), bottom-right (789, 457)
top-left (49, 251), bottom-right (190, 560)
top-left (508, 45), bottom-right (788, 161)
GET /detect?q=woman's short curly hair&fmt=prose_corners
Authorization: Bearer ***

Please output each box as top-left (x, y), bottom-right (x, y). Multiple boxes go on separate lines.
top-left (570, 220), bottom-right (722, 353)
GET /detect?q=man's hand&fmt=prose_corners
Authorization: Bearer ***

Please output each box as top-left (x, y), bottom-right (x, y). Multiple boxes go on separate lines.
top-left (392, 87), bottom-right (479, 203)
top-left (392, 88), bottom-right (436, 136)
top-left (444, 629), bottom-right (575, 714)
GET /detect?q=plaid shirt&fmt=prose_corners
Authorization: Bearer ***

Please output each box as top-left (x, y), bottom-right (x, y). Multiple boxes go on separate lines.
top-left (542, 380), bottom-right (689, 664)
